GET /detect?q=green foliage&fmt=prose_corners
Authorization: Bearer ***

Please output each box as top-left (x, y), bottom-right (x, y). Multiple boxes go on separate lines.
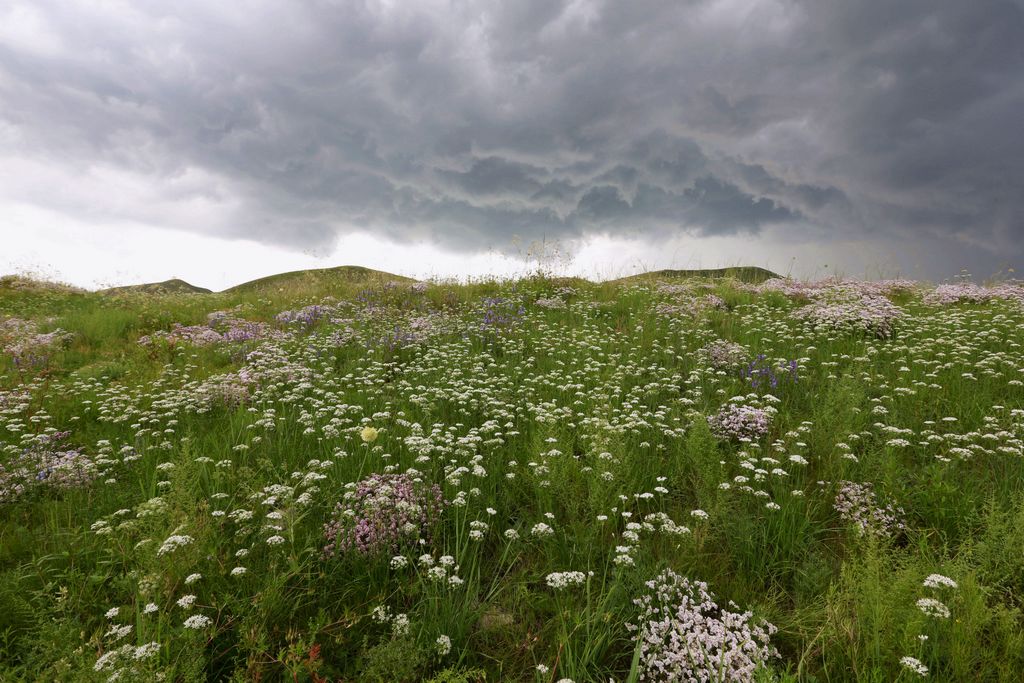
top-left (1, 273), bottom-right (1023, 681)
top-left (358, 636), bottom-right (428, 682)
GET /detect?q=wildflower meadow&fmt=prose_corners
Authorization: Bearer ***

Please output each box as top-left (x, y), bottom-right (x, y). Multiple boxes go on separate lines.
top-left (1, 271), bottom-right (1024, 681)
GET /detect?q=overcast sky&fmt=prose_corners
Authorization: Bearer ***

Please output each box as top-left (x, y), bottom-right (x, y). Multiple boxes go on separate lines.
top-left (2, 0), bottom-right (1022, 289)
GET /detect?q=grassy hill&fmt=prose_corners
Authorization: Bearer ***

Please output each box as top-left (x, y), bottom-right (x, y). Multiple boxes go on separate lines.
top-left (5, 266), bottom-right (782, 301)
top-left (223, 265), bottom-right (412, 295)
top-left (101, 278), bottom-right (212, 295)
top-left (611, 266), bottom-right (780, 284)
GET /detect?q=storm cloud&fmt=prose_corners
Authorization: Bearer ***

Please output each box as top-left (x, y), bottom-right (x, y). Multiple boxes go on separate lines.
top-left (1, 0), bottom-right (1022, 274)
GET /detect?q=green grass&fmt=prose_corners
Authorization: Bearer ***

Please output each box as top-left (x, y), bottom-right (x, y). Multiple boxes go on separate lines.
top-left (1, 274), bottom-right (1023, 681)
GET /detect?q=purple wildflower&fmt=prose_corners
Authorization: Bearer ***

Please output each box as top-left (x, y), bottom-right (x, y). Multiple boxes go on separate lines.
top-left (323, 473), bottom-right (444, 558)
top-left (741, 355), bottom-right (799, 390)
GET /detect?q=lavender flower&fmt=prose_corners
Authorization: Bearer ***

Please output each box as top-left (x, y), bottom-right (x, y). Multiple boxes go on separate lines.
top-left (707, 404), bottom-right (774, 441)
top-left (323, 473), bottom-right (444, 557)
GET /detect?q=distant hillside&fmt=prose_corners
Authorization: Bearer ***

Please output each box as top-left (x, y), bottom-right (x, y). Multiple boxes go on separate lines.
top-left (223, 265), bottom-right (412, 294)
top-left (101, 279), bottom-right (212, 295)
top-left (612, 266), bottom-right (780, 285)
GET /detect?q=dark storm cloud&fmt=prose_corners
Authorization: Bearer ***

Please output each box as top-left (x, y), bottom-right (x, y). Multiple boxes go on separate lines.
top-left (0, 0), bottom-right (1022, 272)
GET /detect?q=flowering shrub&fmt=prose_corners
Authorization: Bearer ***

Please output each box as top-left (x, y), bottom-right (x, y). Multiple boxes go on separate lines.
top-left (535, 297), bottom-right (566, 310)
top-left (138, 311), bottom-right (282, 348)
top-left (655, 294), bottom-right (727, 319)
top-left (236, 343), bottom-right (314, 387)
top-left (707, 403), bottom-right (774, 441)
top-left (323, 473), bottom-right (444, 557)
top-left (754, 277), bottom-right (917, 299)
top-left (629, 569), bottom-right (779, 682)
top-left (275, 304), bottom-right (330, 329)
top-left (921, 281), bottom-right (1024, 306)
top-left (833, 481), bottom-right (906, 538)
top-left (793, 294), bottom-right (904, 338)
top-left (924, 282), bottom-right (993, 305)
top-left (0, 387), bottom-right (30, 412)
top-left (1, 317), bottom-right (74, 368)
top-left (0, 432), bottom-right (96, 502)
top-left (696, 340), bottom-right (748, 369)
top-left (194, 372), bottom-right (251, 409)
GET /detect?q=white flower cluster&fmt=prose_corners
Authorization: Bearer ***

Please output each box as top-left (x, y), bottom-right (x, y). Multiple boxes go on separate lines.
top-left (545, 571), bottom-right (589, 590)
top-left (900, 655), bottom-right (928, 677)
top-left (916, 597), bottom-right (950, 619)
top-left (156, 533), bottom-right (194, 556)
top-left (922, 573), bottom-right (957, 590)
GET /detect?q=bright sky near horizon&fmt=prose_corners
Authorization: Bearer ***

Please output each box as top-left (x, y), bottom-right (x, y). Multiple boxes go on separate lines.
top-left (4, 217), bottom-right (950, 291)
top-left (2, 1), bottom-right (1022, 288)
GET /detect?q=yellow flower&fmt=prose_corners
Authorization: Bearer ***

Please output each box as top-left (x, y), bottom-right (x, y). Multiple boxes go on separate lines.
top-left (360, 426), bottom-right (379, 443)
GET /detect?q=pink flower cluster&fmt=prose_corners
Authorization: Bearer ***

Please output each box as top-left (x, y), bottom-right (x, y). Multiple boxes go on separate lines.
top-left (793, 295), bottom-right (904, 338)
top-left (924, 283), bottom-right (993, 305)
top-left (629, 569), bottom-right (779, 682)
top-left (755, 278), bottom-right (917, 299)
top-left (833, 480), bottom-right (906, 538)
top-left (754, 278), bottom-right (822, 297)
top-left (707, 403), bottom-right (773, 441)
top-left (323, 473), bottom-right (444, 558)
top-left (655, 295), bottom-right (727, 318)
top-left (924, 281), bottom-right (1024, 306)
top-left (194, 372), bottom-right (251, 408)
top-left (138, 311), bottom-right (282, 348)
top-left (696, 340), bottom-right (748, 369)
